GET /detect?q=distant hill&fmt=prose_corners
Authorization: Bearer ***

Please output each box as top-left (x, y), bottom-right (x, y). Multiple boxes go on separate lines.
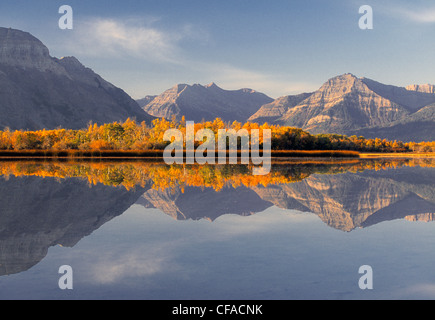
top-left (138, 82), bottom-right (273, 123)
top-left (136, 95), bottom-right (157, 108)
top-left (0, 27), bottom-right (154, 131)
top-left (246, 92), bottom-right (313, 124)
top-left (249, 74), bottom-right (435, 142)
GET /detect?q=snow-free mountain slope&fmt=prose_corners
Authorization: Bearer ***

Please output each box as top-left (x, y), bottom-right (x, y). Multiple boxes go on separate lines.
top-left (141, 82), bottom-right (274, 123)
top-left (0, 27), bottom-right (154, 130)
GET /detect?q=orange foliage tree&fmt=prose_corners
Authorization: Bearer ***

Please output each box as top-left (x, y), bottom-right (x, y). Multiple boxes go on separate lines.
top-left (0, 117), bottom-right (424, 153)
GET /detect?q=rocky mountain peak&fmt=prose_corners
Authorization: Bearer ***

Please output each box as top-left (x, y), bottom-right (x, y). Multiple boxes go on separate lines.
top-left (0, 27), bottom-right (49, 59)
top-left (205, 82), bottom-right (218, 88)
top-left (0, 27), bottom-right (65, 74)
top-left (0, 27), bottom-right (153, 130)
top-left (318, 73), bottom-right (362, 95)
top-left (249, 73), bottom-right (435, 141)
top-left (173, 83), bottom-right (189, 94)
top-left (141, 82), bottom-right (273, 122)
top-left (58, 56), bottom-right (84, 69)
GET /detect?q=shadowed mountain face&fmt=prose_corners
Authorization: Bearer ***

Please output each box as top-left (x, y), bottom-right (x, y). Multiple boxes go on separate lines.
top-left (247, 93), bottom-right (313, 124)
top-left (0, 27), bottom-right (154, 130)
top-left (0, 176), bottom-right (149, 276)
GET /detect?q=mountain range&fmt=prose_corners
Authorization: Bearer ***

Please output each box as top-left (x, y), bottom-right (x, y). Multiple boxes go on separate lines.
top-left (0, 27), bottom-right (154, 131)
top-left (140, 74), bottom-right (435, 142)
top-left (138, 82), bottom-right (273, 123)
top-left (248, 74), bottom-right (435, 142)
top-left (0, 27), bottom-right (433, 142)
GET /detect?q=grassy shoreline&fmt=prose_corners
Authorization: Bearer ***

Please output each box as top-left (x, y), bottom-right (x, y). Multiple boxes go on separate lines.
top-left (1, 150), bottom-right (433, 160)
top-left (359, 152), bottom-right (435, 158)
top-left (0, 149), bottom-right (361, 159)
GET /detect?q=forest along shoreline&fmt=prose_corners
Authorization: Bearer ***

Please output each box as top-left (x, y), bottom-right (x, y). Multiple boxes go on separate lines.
top-left (1, 118), bottom-right (434, 160)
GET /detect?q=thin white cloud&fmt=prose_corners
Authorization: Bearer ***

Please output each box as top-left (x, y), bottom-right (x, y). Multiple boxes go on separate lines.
top-left (390, 6), bottom-right (435, 23)
top-left (65, 17), bottom-right (205, 64)
top-left (57, 17), bottom-right (316, 98)
top-left (376, 2), bottom-right (435, 24)
top-left (402, 9), bottom-right (435, 23)
top-left (91, 19), bottom-right (173, 56)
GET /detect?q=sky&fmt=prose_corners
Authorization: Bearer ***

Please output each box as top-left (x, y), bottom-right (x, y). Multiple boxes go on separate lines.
top-left (0, 0), bottom-right (434, 99)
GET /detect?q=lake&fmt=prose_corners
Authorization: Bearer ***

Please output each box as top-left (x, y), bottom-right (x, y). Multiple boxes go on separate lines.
top-left (0, 158), bottom-right (434, 300)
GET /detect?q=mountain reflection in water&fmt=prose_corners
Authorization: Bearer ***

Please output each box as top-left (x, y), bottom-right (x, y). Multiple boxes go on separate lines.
top-left (0, 158), bottom-right (434, 277)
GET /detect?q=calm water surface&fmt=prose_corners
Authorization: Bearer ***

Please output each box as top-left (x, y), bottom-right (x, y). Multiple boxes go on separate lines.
top-left (0, 159), bottom-right (434, 300)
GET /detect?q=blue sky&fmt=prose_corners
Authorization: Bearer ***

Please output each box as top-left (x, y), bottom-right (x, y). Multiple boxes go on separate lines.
top-left (1, 0), bottom-right (435, 99)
